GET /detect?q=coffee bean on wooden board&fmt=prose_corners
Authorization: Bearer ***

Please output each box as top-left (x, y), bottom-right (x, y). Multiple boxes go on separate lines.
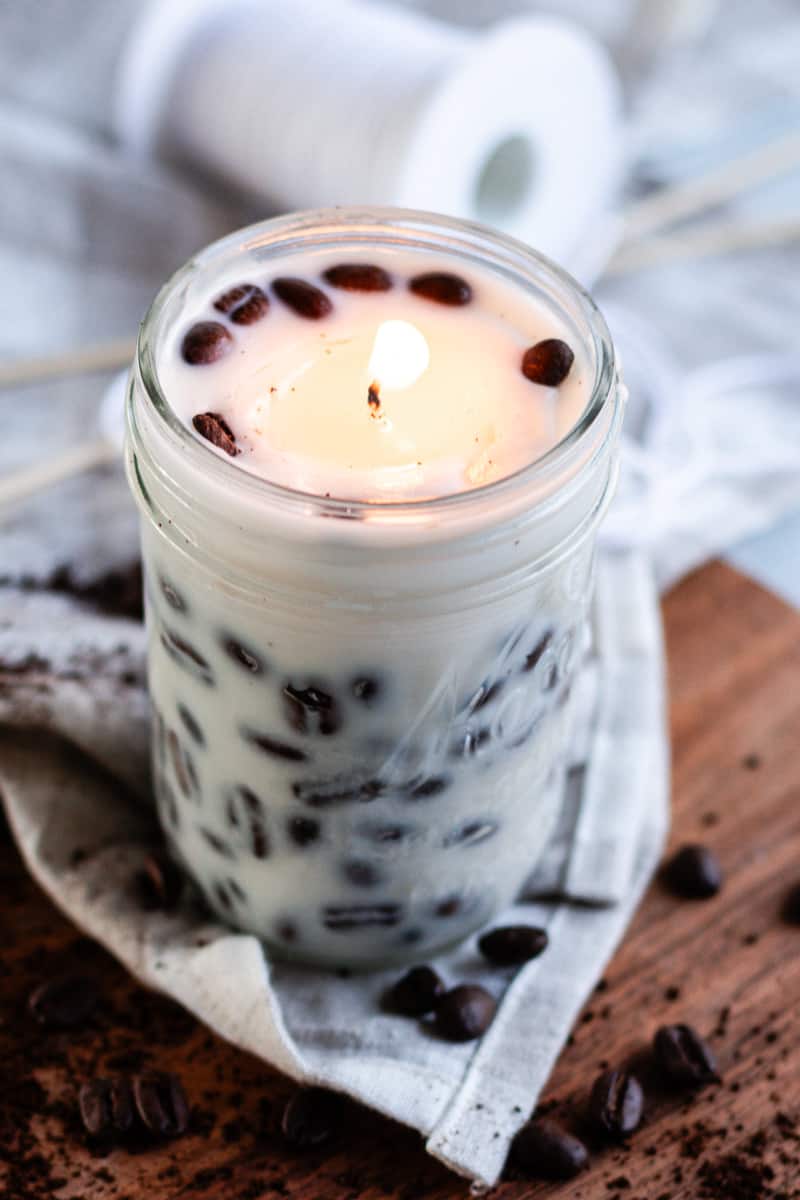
top-left (132, 1073), bottom-right (190, 1138)
top-left (28, 974), bottom-right (100, 1029)
top-left (192, 411), bottom-right (239, 457)
top-left (409, 271), bottom-right (473, 306)
top-left (435, 985), bottom-right (496, 1041)
top-left (78, 1078), bottom-right (135, 1139)
top-left (588, 1068), bottom-right (644, 1139)
top-left (478, 925), bottom-right (549, 966)
top-left (662, 844), bottom-right (723, 899)
top-left (521, 338), bottom-right (575, 386)
top-left (653, 1024), bottom-right (719, 1088)
top-left (281, 1087), bottom-right (342, 1150)
top-left (181, 320), bottom-right (233, 365)
top-left (385, 966), bottom-right (445, 1016)
top-left (134, 851), bottom-right (184, 912)
top-left (511, 1118), bottom-right (589, 1180)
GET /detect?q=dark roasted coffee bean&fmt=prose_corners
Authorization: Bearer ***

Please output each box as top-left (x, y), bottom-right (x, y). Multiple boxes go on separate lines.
top-left (276, 918), bottom-right (298, 943)
top-left (409, 272), bottom-right (472, 306)
top-left (29, 974), bottom-right (100, 1029)
top-left (351, 675), bottom-right (381, 705)
top-left (385, 966), bottom-right (445, 1016)
top-left (221, 635), bottom-right (264, 675)
top-left (181, 320), bottom-right (233, 365)
top-left (133, 1072), bottom-right (190, 1137)
top-left (288, 815), bottom-right (321, 847)
top-left (435, 985), bottom-right (496, 1041)
top-left (521, 339), bottom-right (575, 387)
top-left (159, 576), bottom-right (186, 613)
top-left (283, 682), bottom-right (341, 736)
top-left (443, 819), bottom-right (498, 848)
top-left (357, 821), bottom-right (415, 846)
top-left (323, 263), bottom-right (393, 292)
top-left (406, 775), bottom-right (450, 800)
top-left (177, 703), bottom-right (204, 746)
top-left (213, 282), bottom-right (269, 325)
top-left (588, 1068), bottom-right (644, 1139)
top-left (292, 776), bottom-right (383, 808)
top-left (282, 1087), bottom-right (341, 1149)
top-left (453, 727), bottom-right (492, 758)
top-left (468, 680), bottom-right (505, 713)
top-left (511, 1118), bottom-right (589, 1180)
top-left (243, 727), bottom-right (307, 763)
top-left (653, 1024), bottom-right (718, 1088)
top-left (342, 859), bottom-right (384, 888)
top-left (168, 730), bottom-right (192, 798)
top-left (273, 277), bottom-right (333, 320)
top-left (79, 1078), bottom-right (135, 1138)
top-left (201, 828), bottom-right (235, 859)
top-left (161, 628), bottom-right (214, 685)
top-left (478, 925), bottom-right (548, 966)
top-left (781, 882), bottom-right (800, 925)
top-left (192, 411), bottom-right (239, 457)
top-left (434, 894), bottom-right (462, 918)
top-left (323, 903), bottom-right (401, 930)
top-left (663, 844), bottom-right (723, 899)
top-left (523, 630), bottom-right (553, 672)
top-left (135, 850), bottom-right (184, 911)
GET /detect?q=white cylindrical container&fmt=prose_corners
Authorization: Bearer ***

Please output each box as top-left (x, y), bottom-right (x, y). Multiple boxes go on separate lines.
top-left (125, 208), bottom-right (624, 968)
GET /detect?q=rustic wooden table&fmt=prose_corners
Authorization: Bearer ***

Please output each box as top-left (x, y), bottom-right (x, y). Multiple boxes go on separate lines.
top-left (2, 562), bottom-right (799, 1199)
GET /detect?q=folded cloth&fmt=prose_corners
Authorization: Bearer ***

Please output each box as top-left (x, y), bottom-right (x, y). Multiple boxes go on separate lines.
top-left (0, 546), bottom-right (668, 1187)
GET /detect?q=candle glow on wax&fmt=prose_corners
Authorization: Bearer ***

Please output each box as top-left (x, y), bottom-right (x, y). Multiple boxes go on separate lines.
top-left (368, 319), bottom-right (430, 393)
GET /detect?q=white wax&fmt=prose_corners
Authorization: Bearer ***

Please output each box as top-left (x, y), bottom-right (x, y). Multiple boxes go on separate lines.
top-left (160, 248), bottom-right (590, 502)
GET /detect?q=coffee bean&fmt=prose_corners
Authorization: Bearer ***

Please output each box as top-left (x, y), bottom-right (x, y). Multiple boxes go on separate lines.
top-left (243, 727), bottom-right (308, 763)
top-left (221, 635), bottom-right (264, 675)
top-left (273, 277), bottom-right (333, 320)
top-left (192, 411), bottom-right (239, 457)
top-left (435, 984), bottom-right (496, 1041)
top-left (351, 675), bottom-right (381, 705)
top-left (181, 320), bottom-right (233, 365)
top-left (781, 882), bottom-right (800, 924)
top-left (342, 859), bottom-right (384, 888)
top-left (663, 844), bottom-right (723, 899)
top-left (287, 815), bottom-right (321, 848)
top-left (159, 576), bottom-right (186, 613)
top-left (409, 272), bottom-right (472, 306)
top-left (161, 628), bottom-right (215, 686)
top-left (588, 1068), bottom-right (644, 1139)
top-left (521, 339), bottom-right (575, 387)
top-left (443, 819), bottom-right (498, 848)
top-left (292, 776), bottom-right (384, 808)
top-left (284, 682), bottom-right (341, 736)
top-left (323, 263), bottom-right (393, 292)
top-left (213, 282), bottom-right (269, 325)
top-left (133, 1072), bottom-right (190, 1137)
top-left (168, 729), bottom-right (193, 798)
top-left (406, 775), bottom-right (450, 800)
top-left (177, 703), bottom-right (204, 746)
top-left (276, 918), bottom-right (299, 943)
top-left (357, 821), bottom-right (415, 846)
top-left (511, 1118), bottom-right (589, 1180)
top-left (653, 1024), bottom-right (718, 1088)
top-left (135, 851), bottom-right (184, 911)
top-left (386, 965), bottom-right (445, 1016)
top-left (523, 630), bottom-right (553, 672)
top-left (323, 903), bottom-right (402, 930)
top-left (200, 828), bottom-right (235, 859)
top-left (79, 1078), bottom-right (135, 1138)
top-left (282, 1087), bottom-right (341, 1149)
top-left (434, 894), bottom-right (462, 918)
top-left (468, 680), bottom-right (505, 713)
top-left (478, 925), bottom-right (549, 967)
top-left (29, 974), bottom-right (100, 1029)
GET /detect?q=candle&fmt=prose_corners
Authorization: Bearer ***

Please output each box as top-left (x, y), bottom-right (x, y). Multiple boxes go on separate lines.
top-left (160, 248), bottom-right (589, 502)
top-left (127, 210), bottom-right (622, 968)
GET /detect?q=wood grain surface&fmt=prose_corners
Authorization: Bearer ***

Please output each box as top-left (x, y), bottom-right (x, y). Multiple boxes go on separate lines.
top-left (2, 561), bottom-right (799, 1199)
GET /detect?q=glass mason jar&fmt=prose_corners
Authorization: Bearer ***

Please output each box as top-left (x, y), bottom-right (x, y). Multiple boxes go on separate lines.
top-left (125, 208), bottom-right (624, 969)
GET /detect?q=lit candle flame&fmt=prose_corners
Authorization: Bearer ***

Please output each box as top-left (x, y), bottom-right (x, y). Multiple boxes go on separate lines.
top-left (367, 319), bottom-right (430, 392)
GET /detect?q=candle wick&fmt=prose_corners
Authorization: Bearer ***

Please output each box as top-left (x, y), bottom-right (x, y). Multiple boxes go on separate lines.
top-left (367, 380), bottom-right (381, 419)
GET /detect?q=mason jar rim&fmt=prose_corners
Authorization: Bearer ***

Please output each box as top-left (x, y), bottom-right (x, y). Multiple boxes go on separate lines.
top-left (133, 205), bottom-right (619, 520)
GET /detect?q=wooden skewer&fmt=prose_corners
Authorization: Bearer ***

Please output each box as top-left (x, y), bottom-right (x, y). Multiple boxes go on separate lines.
top-left (0, 438), bottom-right (119, 514)
top-left (0, 336), bottom-right (137, 389)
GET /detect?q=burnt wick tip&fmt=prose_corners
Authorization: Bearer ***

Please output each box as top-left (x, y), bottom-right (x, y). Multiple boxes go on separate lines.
top-left (367, 382), bottom-right (381, 418)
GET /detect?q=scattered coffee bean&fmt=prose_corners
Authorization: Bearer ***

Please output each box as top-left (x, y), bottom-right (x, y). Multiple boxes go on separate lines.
top-left (221, 635), bottom-right (264, 675)
top-left (213, 282), bottom-right (269, 325)
top-left (351, 675), bottom-right (381, 705)
top-left (200, 828), bottom-right (235, 859)
top-left (434, 894), bottom-right (463, 918)
top-left (135, 850), bottom-right (184, 911)
top-left (159, 576), bottom-right (186, 613)
top-left (323, 903), bottom-right (402, 930)
top-left (781, 882), bottom-right (800, 925)
top-left (28, 974), bottom-right (100, 1029)
top-left (386, 965), bottom-right (445, 1016)
top-left (192, 411), bottom-right (239, 457)
top-left (653, 1024), bottom-right (718, 1088)
top-left (342, 859), bottom-right (384, 888)
top-left (323, 263), bottom-right (393, 292)
top-left (273, 277), bottom-right (333, 320)
top-left (284, 682), bottom-right (341, 736)
top-left (409, 272), bottom-right (472, 306)
top-left (468, 680), bottom-right (505, 713)
top-left (287, 815), bottom-right (321, 848)
top-left (133, 1072), bottom-right (190, 1137)
top-left (177, 703), bottom-right (204, 746)
top-left (181, 320), bottom-right (233, 365)
top-left (292, 776), bottom-right (384, 807)
top-left (435, 984), bottom-right (496, 1041)
top-left (243, 727), bottom-right (308, 763)
top-left (357, 821), bottom-right (415, 846)
top-left (478, 925), bottom-right (549, 967)
top-left (511, 1118), bottom-right (589, 1180)
top-left (161, 628), bottom-right (215, 686)
top-left (443, 819), bottom-right (498, 848)
top-left (282, 1087), bottom-right (341, 1149)
top-left (588, 1068), bottom-right (644, 1139)
top-left (521, 339), bottom-right (575, 387)
top-left (663, 844), bottom-right (723, 899)
top-left (79, 1078), bottom-right (135, 1139)
top-left (406, 775), bottom-right (450, 800)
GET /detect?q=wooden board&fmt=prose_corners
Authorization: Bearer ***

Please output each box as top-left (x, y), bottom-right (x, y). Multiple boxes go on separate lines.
top-left (2, 561), bottom-right (800, 1199)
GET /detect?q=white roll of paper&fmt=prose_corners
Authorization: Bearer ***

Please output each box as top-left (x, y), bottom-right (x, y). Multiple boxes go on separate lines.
top-left (115, 0), bottom-right (622, 274)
